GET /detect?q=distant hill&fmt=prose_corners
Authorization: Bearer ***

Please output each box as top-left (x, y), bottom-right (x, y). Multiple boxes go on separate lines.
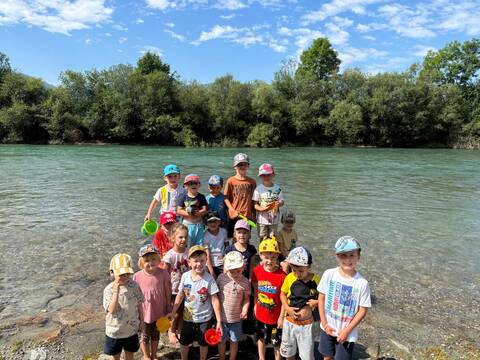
top-left (19, 72), bottom-right (56, 89)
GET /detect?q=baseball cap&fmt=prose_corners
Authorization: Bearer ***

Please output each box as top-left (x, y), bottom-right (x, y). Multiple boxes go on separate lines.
top-left (286, 246), bottom-right (312, 267)
top-left (160, 211), bottom-right (177, 225)
top-left (138, 244), bottom-right (158, 257)
top-left (223, 251), bottom-right (244, 271)
top-left (188, 245), bottom-right (207, 258)
top-left (234, 219), bottom-right (250, 231)
top-left (233, 153), bottom-right (249, 167)
top-left (335, 236), bottom-right (361, 254)
top-left (258, 163), bottom-right (274, 176)
top-left (109, 253), bottom-right (134, 276)
top-left (184, 174), bottom-right (200, 184)
top-left (208, 175), bottom-right (223, 186)
top-left (206, 211), bottom-right (221, 222)
top-left (281, 209), bottom-right (296, 224)
top-left (163, 164), bottom-right (180, 176)
top-left (258, 237), bottom-right (280, 254)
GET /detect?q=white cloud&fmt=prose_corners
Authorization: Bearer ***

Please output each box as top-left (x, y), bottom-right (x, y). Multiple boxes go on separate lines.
top-left (435, 1), bottom-right (480, 36)
top-left (141, 45), bottom-right (163, 56)
top-left (338, 46), bottom-right (388, 67)
top-left (269, 40), bottom-right (287, 53)
top-left (165, 22), bottom-right (175, 28)
top-left (363, 35), bottom-right (376, 41)
top-left (413, 45), bottom-right (435, 57)
top-left (0, 0), bottom-right (113, 35)
top-left (301, 0), bottom-right (383, 25)
top-left (220, 14), bottom-right (236, 20)
top-left (146, 0), bottom-right (174, 10)
top-left (194, 25), bottom-right (239, 43)
top-left (165, 29), bottom-right (186, 41)
top-left (118, 36), bottom-right (127, 44)
top-left (214, 0), bottom-right (247, 10)
top-left (356, 22), bottom-right (388, 33)
top-left (378, 3), bottom-right (435, 38)
top-left (85, 37), bottom-right (92, 45)
top-left (104, 32), bottom-right (112, 36)
top-left (325, 22), bottom-right (350, 45)
top-left (112, 24), bottom-right (128, 31)
top-left (136, 18), bottom-right (144, 24)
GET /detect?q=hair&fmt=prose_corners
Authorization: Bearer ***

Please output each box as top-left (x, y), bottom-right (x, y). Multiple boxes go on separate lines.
top-left (281, 209), bottom-right (296, 224)
top-left (168, 223), bottom-right (188, 240)
top-left (138, 252), bottom-right (161, 269)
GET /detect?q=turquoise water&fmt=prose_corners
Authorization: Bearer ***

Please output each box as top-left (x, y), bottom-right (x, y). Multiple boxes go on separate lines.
top-left (1, 145), bottom-right (479, 352)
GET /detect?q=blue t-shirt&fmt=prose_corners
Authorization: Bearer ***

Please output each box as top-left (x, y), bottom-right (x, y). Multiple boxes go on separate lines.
top-left (206, 193), bottom-right (228, 225)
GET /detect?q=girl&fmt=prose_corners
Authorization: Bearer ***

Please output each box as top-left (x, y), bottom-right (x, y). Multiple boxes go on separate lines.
top-left (224, 219), bottom-right (257, 279)
top-left (133, 245), bottom-right (171, 360)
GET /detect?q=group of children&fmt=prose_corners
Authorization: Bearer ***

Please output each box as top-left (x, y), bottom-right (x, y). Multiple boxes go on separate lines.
top-left (103, 153), bottom-right (372, 360)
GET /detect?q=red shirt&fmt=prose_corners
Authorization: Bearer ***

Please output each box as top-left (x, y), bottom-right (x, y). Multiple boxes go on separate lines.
top-left (153, 227), bottom-right (173, 259)
top-left (252, 265), bottom-right (286, 325)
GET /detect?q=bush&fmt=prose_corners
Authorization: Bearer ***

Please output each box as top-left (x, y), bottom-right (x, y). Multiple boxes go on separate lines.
top-left (246, 123), bottom-right (280, 147)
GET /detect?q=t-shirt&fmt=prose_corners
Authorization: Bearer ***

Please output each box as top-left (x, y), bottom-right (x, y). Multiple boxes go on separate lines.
top-left (224, 243), bottom-right (257, 279)
top-left (133, 268), bottom-right (172, 324)
top-left (252, 183), bottom-right (284, 225)
top-left (318, 267), bottom-right (371, 342)
top-left (153, 226), bottom-right (172, 259)
top-left (103, 280), bottom-right (144, 338)
top-left (204, 228), bottom-right (228, 267)
top-left (251, 265), bottom-right (286, 325)
top-left (179, 270), bottom-right (219, 323)
top-left (224, 176), bottom-right (256, 220)
top-left (163, 248), bottom-right (189, 294)
top-left (276, 229), bottom-right (298, 258)
top-left (154, 185), bottom-right (186, 214)
top-left (216, 273), bottom-right (251, 323)
top-left (281, 272), bottom-right (320, 310)
top-left (206, 193), bottom-right (228, 225)
top-left (177, 192), bottom-right (207, 225)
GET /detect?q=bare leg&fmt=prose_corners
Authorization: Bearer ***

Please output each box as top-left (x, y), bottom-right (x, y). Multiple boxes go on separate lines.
top-left (140, 340), bottom-right (152, 360)
top-left (258, 339), bottom-right (267, 360)
top-left (199, 345), bottom-right (209, 360)
top-left (274, 347), bottom-right (281, 360)
top-left (180, 344), bottom-right (189, 360)
top-left (124, 351), bottom-right (134, 360)
top-left (150, 339), bottom-right (159, 360)
top-left (111, 354), bottom-right (121, 360)
top-left (229, 341), bottom-right (239, 360)
top-left (218, 341), bottom-right (227, 360)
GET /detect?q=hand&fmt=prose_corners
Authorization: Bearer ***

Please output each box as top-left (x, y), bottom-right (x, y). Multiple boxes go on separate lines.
top-left (336, 328), bottom-right (349, 343)
top-left (240, 309), bottom-right (248, 320)
top-left (307, 299), bottom-right (317, 308)
top-left (286, 306), bottom-right (300, 319)
top-left (324, 323), bottom-right (337, 337)
top-left (166, 312), bottom-right (174, 321)
top-left (216, 321), bottom-right (223, 336)
top-left (186, 206), bottom-right (193, 214)
top-left (277, 316), bottom-right (284, 329)
top-left (231, 210), bottom-right (239, 218)
top-left (114, 274), bottom-right (127, 289)
top-left (144, 214), bottom-right (151, 221)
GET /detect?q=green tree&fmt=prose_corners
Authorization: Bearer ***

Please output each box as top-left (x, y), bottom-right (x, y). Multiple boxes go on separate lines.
top-left (136, 52), bottom-right (171, 75)
top-left (246, 123), bottom-right (280, 147)
top-left (321, 100), bottom-right (364, 144)
top-left (296, 37), bottom-right (341, 81)
top-left (0, 52), bottom-right (11, 82)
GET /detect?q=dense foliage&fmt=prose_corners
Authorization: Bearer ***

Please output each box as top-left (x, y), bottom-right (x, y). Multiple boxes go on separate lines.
top-left (1, 38), bottom-right (479, 148)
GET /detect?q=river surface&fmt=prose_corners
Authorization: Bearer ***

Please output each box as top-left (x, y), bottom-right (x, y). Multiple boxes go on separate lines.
top-left (1, 145), bottom-right (479, 356)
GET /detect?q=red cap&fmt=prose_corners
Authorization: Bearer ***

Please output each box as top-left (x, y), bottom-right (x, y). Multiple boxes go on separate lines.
top-left (184, 174), bottom-right (201, 184)
top-left (160, 211), bottom-right (177, 225)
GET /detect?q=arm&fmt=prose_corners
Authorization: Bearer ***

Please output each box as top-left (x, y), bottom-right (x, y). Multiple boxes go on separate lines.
top-left (107, 286), bottom-right (120, 315)
top-left (248, 256), bottom-right (255, 280)
top-left (277, 303), bottom-right (285, 329)
top-left (211, 293), bottom-right (223, 334)
top-left (240, 290), bottom-right (250, 319)
top-left (337, 306), bottom-right (368, 343)
top-left (318, 293), bottom-right (336, 337)
top-left (280, 291), bottom-right (299, 319)
top-left (254, 201), bottom-right (269, 212)
top-left (168, 291), bottom-right (185, 320)
top-left (206, 249), bottom-right (216, 280)
top-left (196, 205), bottom-right (208, 217)
top-left (145, 198), bottom-right (159, 221)
top-left (224, 198), bottom-right (238, 218)
top-left (138, 303), bottom-right (145, 333)
top-left (177, 206), bottom-right (190, 218)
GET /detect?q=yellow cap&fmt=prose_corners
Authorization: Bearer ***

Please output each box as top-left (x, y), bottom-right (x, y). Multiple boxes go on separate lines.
top-left (258, 236), bottom-right (280, 254)
top-left (109, 253), bottom-right (134, 276)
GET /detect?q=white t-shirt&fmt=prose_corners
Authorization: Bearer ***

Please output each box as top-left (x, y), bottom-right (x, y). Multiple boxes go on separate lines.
top-left (252, 183), bottom-right (284, 225)
top-left (154, 185), bottom-right (187, 214)
top-left (204, 228), bottom-right (228, 267)
top-left (317, 267), bottom-right (371, 343)
top-left (163, 248), bottom-right (189, 294)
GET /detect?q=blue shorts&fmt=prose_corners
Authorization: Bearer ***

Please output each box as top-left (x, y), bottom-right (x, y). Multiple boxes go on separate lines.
top-left (187, 223), bottom-right (205, 247)
top-left (319, 329), bottom-right (355, 360)
top-left (221, 321), bottom-right (243, 342)
top-left (104, 334), bottom-right (139, 355)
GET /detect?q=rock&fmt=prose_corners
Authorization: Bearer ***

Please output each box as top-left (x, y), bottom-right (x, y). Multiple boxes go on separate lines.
top-left (16, 315), bottom-right (48, 327)
top-left (52, 307), bottom-right (103, 327)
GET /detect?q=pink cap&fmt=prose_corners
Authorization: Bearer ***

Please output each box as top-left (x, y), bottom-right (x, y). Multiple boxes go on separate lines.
top-left (234, 219), bottom-right (250, 231)
top-left (184, 174), bottom-right (200, 184)
top-left (160, 211), bottom-right (177, 225)
top-left (258, 163), bottom-right (274, 176)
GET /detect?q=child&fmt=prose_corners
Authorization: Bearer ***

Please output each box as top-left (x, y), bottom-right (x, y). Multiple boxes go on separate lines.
top-left (280, 247), bottom-right (320, 360)
top-left (216, 251), bottom-right (251, 360)
top-left (224, 219), bottom-right (257, 279)
top-left (145, 164), bottom-right (186, 221)
top-left (251, 237), bottom-right (286, 360)
top-left (133, 245), bottom-right (172, 360)
top-left (168, 245), bottom-right (223, 360)
top-left (204, 210), bottom-right (229, 278)
top-left (277, 209), bottom-right (299, 273)
top-left (162, 223), bottom-right (190, 344)
top-left (253, 163), bottom-right (284, 239)
top-left (206, 175), bottom-right (228, 227)
top-left (177, 174), bottom-right (208, 247)
top-left (317, 236), bottom-right (371, 360)
top-left (224, 153), bottom-right (256, 238)
top-left (103, 253), bottom-right (144, 360)
top-left (152, 211), bottom-right (177, 260)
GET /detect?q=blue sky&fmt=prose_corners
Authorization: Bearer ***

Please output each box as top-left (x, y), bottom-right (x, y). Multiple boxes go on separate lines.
top-left (1, 0), bottom-right (479, 85)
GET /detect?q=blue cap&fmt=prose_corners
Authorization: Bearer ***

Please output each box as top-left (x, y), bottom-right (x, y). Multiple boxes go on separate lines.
top-left (335, 236), bottom-right (361, 254)
top-left (163, 164), bottom-right (180, 176)
top-left (208, 175), bottom-right (223, 186)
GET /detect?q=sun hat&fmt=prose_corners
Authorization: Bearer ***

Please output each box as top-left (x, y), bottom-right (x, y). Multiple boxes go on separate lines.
top-left (286, 246), bottom-right (312, 267)
top-left (184, 174), bottom-right (200, 185)
top-left (160, 211), bottom-right (177, 225)
top-left (163, 164), bottom-right (180, 176)
top-left (109, 253), bottom-right (134, 276)
top-left (281, 209), bottom-right (296, 224)
top-left (208, 174), bottom-right (223, 186)
top-left (234, 219), bottom-right (250, 231)
top-left (258, 237), bottom-right (280, 254)
top-left (206, 210), bottom-right (221, 222)
top-left (233, 153), bottom-right (249, 167)
top-left (258, 163), bottom-right (274, 176)
top-left (188, 245), bottom-right (207, 258)
top-left (139, 244), bottom-right (158, 257)
top-left (223, 251), bottom-right (244, 271)
top-left (335, 236), bottom-right (361, 254)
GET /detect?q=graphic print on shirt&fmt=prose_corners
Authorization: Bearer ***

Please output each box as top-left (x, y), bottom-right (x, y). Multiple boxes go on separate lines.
top-left (197, 287), bottom-right (209, 304)
top-left (326, 281), bottom-right (358, 322)
top-left (259, 188), bottom-right (282, 208)
top-left (232, 183), bottom-right (254, 199)
top-left (257, 280), bottom-right (278, 310)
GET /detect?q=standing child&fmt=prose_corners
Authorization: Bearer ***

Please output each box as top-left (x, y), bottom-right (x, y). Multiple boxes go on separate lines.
top-left (216, 251), bottom-right (251, 360)
top-left (277, 210), bottom-right (299, 273)
top-left (206, 175), bottom-right (228, 227)
top-left (177, 174), bottom-right (208, 247)
top-left (134, 245), bottom-right (172, 360)
top-left (168, 245), bottom-right (223, 360)
top-left (162, 223), bottom-right (190, 344)
top-left (204, 211), bottom-right (229, 278)
top-left (103, 253), bottom-right (144, 360)
top-left (252, 237), bottom-right (286, 360)
top-left (152, 211), bottom-right (177, 260)
top-left (145, 164), bottom-right (186, 221)
top-left (318, 236), bottom-right (371, 360)
top-left (224, 153), bottom-right (256, 238)
top-left (253, 163), bottom-right (284, 239)
top-left (224, 220), bottom-right (257, 279)
top-left (280, 247), bottom-right (320, 360)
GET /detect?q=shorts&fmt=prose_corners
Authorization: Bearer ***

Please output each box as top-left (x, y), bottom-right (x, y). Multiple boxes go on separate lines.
top-left (187, 223), bottom-right (205, 247)
top-left (254, 320), bottom-right (281, 347)
top-left (140, 322), bottom-right (160, 343)
top-left (227, 217), bottom-right (241, 238)
top-left (319, 329), bottom-right (355, 360)
top-left (179, 319), bottom-right (213, 347)
top-left (221, 321), bottom-right (243, 342)
top-left (280, 317), bottom-right (314, 360)
top-left (257, 224), bottom-right (277, 239)
top-left (104, 334), bottom-right (139, 355)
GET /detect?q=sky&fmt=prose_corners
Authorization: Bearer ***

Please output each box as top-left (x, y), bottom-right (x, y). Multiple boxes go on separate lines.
top-left (0, 0), bottom-right (479, 85)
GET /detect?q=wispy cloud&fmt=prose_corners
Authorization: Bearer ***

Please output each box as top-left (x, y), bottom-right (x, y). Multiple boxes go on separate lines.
top-left (141, 45), bottom-right (163, 56)
top-left (220, 14), bottom-right (236, 20)
top-left (413, 44), bottom-right (435, 57)
top-left (165, 29), bottom-right (186, 41)
top-left (112, 24), bottom-right (128, 32)
top-left (378, 3), bottom-right (435, 38)
top-left (136, 18), bottom-right (145, 24)
top-left (118, 37), bottom-right (128, 44)
top-left (214, 0), bottom-right (247, 10)
top-left (301, 0), bottom-right (383, 25)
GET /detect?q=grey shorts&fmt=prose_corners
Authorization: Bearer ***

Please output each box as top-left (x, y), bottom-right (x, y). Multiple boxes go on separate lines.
top-left (257, 224), bottom-right (277, 239)
top-left (280, 318), bottom-right (315, 360)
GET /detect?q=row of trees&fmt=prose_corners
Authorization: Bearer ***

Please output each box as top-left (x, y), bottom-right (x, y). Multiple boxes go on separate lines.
top-left (1, 38), bottom-right (479, 147)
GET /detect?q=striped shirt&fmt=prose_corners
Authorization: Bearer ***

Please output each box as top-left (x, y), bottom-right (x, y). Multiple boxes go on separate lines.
top-left (216, 273), bottom-right (251, 323)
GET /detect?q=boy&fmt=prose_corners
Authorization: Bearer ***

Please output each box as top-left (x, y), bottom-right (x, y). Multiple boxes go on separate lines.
top-left (253, 163), bottom-right (284, 239)
top-left (177, 174), bottom-right (208, 247)
top-left (252, 237), bottom-right (286, 360)
top-left (168, 245), bottom-right (223, 360)
top-left (206, 175), bottom-right (228, 227)
top-left (318, 236), bottom-right (371, 360)
top-left (204, 210), bottom-right (229, 278)
top-left (280, 247), bottom-right (320, 360)
top-left (145, 164), bottom-right (186, 221)
top-left (224, 153), bottom-right (256, 238)
top-left (277, 210), bottom-right (298, 273)
top-left (103, 253), bottom-right (144, 360)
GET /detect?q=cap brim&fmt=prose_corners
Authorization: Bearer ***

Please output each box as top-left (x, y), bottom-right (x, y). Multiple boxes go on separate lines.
top-left (207, 217), bottom-right (221, 222)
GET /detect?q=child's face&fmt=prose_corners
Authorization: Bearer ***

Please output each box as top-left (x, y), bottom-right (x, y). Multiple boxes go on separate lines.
top-left (189, 253), bottom-right (207, 274)
top-left (163, 222), bottom-right (174, 232)
top-left (234, 228), bottom-right (249, 244)
top-left (208, 184), bottom-right (222, 195)
top-left (143, 253), bottom-right (160, 273)
top-left (260, 174), bottom-right (274, 186)
top-left (173, 229), bottom-right (188, 248)
top-left (336, 250), bottom-right (360, 273)
top-left (235, 162), bottom-right (249, 176)
top-left (283, 220), bottom-right (295, 231)
top-left (227, 267), bottom-right (243, 280)
top-left (207, 220), bottom-right (220, 232)
top-left (290, 264), bottom-right (311, 281)
top-left (114, 273), bottom-right (131, 285)
top-left (185, 181), bottom-right (200, 194)
top-left (260, 251), bottom-right (278, 267)
top-left (164, 173), bottom-right (180, 187)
